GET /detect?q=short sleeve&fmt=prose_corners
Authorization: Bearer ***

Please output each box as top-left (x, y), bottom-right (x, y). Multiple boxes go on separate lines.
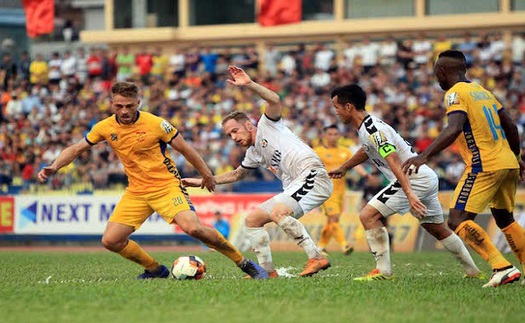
top-left (258, 113), bottom-right (283, 129)
top-left (241, 148), bottom-right (260, 169)
top-left (158, 119), bottom-right (179, 143)
top-left (444, 91), bottom-right (467, 116)
top-left (85, 121), bottom-right (106, 145)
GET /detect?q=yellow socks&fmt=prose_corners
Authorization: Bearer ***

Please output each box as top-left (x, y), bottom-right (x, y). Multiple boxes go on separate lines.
top-left (118, 240), bottom-right (159, 271)
top-left (455, 220), bottom-right (511, 270)
top-left (203, 230), bottom-right (244, 264)
top-left (318, 223), bottom-right (332, 248)
top-left (502, 221), bottom-right (525, 264)
top-left (331, 222), bottom-right (348, 248)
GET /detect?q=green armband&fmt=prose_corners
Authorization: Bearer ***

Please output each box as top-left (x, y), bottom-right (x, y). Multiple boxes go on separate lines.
top-left (378, 143), bottom-right (396, 158)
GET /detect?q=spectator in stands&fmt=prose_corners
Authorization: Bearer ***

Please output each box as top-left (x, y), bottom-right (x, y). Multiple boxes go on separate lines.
top-left (0, 33), bottom-right (523, 195)
top-left (213, 211), bottom-right (230, 240)
top-left (17, 51), bottom-right (31, 82)
top-left (116, 46), bottom-right (134, 82)
top-left (263, 44), bottom-right (281, 76)
top-left (1, 53), bottom-right (17, 90)
top-left (29, 54), bottom-right (48, 85)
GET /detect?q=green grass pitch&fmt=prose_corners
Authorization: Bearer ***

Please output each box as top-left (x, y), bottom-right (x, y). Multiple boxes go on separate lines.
top-left (1, 250), bottom-right (524, 323)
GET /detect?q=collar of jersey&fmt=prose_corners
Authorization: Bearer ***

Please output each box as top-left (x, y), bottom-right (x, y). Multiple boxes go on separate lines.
top-left (115, 111), bottom-right (140, 125)
top-left (358, 114), bottom-right (371, 131)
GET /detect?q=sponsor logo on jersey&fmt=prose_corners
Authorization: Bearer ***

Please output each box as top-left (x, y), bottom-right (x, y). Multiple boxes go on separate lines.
top-left (446, 92), bottom-right (459, 107)
top-left (261, 139), bottom-right (268, 148)
top-left (136, 131), bottom-right (146, 142)
top-left (110, 133), bottom-right (118, 141)
top-left (370, 131), bottom-right (387, 148)
top-left (161, 120), bottom-right (174, 134)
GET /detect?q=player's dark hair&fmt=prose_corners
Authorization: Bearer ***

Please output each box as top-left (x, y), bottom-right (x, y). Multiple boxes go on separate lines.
top-left (222, 111), bottom-right (250, 125)
top-left (438, 50), bottom-right (467, 71)
top-left (438, 50), bottom-right (466, 61)
top-left (111, 82), bottom-right (139, 98)
top-left (323, 124), bottom-right (339, 132)
top-left (331, 84), bottom-right (367, 111)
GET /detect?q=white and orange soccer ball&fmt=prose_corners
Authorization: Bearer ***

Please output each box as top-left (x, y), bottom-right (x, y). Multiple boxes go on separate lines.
top-left (171, 256), bottom-right (206, 280)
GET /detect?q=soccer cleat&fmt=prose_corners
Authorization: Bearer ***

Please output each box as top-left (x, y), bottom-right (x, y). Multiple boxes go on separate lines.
top-left (482, 266), bottom-right (521, 288)
top-left (343, 245), bottom-right (354, 256)
top-left (299, 257), bottom-right (331, 277)
top-left (244, 270), bottom-right (278, 279)
top-left (463, 272), bottom-right (487, 280)
top-left (353, 268), bottom-right (394, 281)
top-left (136, 265), bottom-right (170, 279)
top-left (239, 259), bottom-right (269, 279)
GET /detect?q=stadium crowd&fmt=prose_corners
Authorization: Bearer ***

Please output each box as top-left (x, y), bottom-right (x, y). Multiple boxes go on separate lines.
top-left (0, 32), bottom-right (524, 194)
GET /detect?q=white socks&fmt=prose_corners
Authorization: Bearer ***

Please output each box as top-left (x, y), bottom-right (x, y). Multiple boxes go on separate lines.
top-left (439, 233), bottom-right (480, 277)
top-left (278, 216), bottom-right (323, 259)
top-left (246, 227), bottom-right (275, 272)
top-left (366, 227), bottom-right (392, 276)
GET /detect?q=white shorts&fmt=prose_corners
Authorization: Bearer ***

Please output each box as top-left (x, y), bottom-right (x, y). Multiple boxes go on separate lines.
top-left (258, 168), bottom-right (333, 218)
top-left (368, 169), bottom-right (444, 224)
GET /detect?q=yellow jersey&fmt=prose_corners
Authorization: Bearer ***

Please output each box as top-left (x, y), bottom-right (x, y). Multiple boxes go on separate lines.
top-left (86, 111), bottom-right (182, 193)
top-left (444, 81), bottom-right (518, 173)
top-left (314, 145), bottom-right (352, 194)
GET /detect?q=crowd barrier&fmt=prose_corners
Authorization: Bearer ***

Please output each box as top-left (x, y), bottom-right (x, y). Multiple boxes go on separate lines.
top-left (1, 192), bottom-right (524, 252)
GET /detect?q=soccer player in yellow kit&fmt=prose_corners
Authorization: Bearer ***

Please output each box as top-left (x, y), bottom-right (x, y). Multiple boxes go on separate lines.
top-left (314, 125), bottom-right (367, 255)
top-left (403, 50), bottom-right (525, 287)
top-left (37, 82), bottom-right (268, 279)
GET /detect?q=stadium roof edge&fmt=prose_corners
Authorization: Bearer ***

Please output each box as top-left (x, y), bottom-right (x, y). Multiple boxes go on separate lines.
top-left (80, 12), bottom-right (525, 45)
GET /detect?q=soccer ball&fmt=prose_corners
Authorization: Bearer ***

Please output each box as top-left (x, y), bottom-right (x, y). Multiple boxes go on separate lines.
top-left (171, 255), bottom-right (206, 280)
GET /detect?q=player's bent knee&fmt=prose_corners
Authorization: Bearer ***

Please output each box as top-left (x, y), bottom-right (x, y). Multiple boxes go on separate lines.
top-left (101, 236), bottom-right (126, 252)
top-left (491, 209), bottom-right (515, 229)
top-left (422, 222), bottom-right (451, 240)
top-left (447, 209), bottom-right (475, 231)
top-left (245, 209), bottom-right (271, 228)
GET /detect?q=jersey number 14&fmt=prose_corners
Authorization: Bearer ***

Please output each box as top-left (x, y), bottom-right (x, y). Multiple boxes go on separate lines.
top-left (483, 104), bottom-right (506, 140)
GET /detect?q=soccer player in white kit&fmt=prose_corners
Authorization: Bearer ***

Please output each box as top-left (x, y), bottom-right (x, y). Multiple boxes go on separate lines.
top-left (183, 66), bottom-right (332, 277)
top-left (329, 84), bottom-right (482, 281)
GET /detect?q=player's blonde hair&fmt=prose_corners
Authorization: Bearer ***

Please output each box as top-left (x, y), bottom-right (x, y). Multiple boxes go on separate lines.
top-left (111, 82), bottom-right (139, 98)
top-left (222, 111), bottom-right (250, 126)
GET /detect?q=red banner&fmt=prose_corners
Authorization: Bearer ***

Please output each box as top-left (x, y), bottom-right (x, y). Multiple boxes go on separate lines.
top-left (22, 0), bottom-right (55, 38)
top-left (258, 0), bottom-right (302, 27)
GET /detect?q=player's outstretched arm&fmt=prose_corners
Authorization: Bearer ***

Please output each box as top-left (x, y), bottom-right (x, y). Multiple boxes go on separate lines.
top-left (402, 112), bottom-right (466, 174)
top-left (329, 148), bottom-right (369, 179)
top-left (170, 135), bottom-right (215, 192)
top-left (37, 139), bottom-right (92, 183)
top-left (227, 65), bottom-right (281, 120)
top-left (182, 166), bottom-right (250, 188)
top-left (385, 152), bottom-right (427, 219)
top-left (215, 166), bottom-right (250, 184)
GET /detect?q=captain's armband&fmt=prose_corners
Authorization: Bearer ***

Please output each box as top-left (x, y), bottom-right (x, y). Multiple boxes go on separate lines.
top-left (378, 143), bottom-right (396, 158)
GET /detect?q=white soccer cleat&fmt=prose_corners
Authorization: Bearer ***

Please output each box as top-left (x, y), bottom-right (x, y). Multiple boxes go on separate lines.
top-left (482, 266), bottom-right (521, 288)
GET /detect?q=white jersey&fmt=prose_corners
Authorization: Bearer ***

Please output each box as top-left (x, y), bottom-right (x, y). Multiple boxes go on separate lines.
top-left (241, 114), bottom-right (324, 190)
top-left (358, 115), bottom-right (433, 182)
top-left (359, 115), bottom-right (443, 222)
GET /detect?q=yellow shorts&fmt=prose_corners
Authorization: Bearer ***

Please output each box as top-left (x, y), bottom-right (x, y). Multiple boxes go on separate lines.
top-left (109, 186), bottom-right (195, 230)
top-left (320, 193), bottom-right (344, 217)
top-left (451, 169), bottom-right (518, 214)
